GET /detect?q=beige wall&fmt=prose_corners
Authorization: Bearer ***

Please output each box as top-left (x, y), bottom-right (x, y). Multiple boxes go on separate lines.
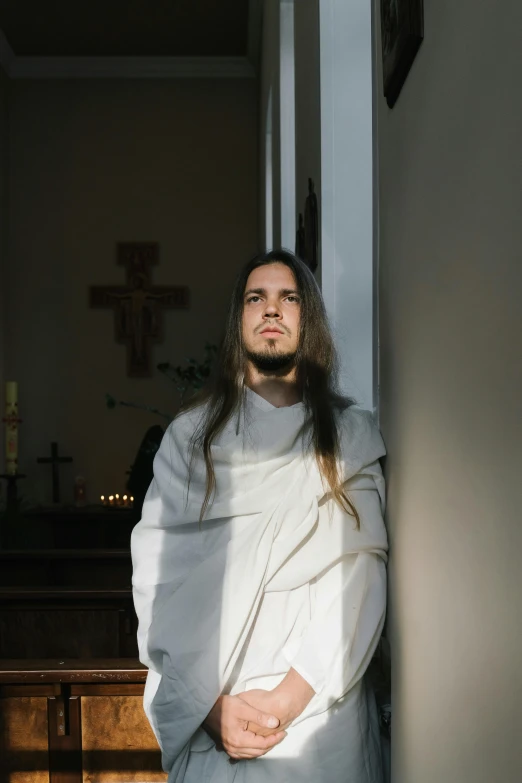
top-left (6, 78), bottom-right (258, 504)
top-left (0, 67), bottom-right (8, 435)
top-left (376, 1), bottom-right (522, 781)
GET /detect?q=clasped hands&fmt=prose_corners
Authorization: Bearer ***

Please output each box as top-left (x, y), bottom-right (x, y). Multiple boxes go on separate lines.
top-left (202, 668), bottom-right (315, 761)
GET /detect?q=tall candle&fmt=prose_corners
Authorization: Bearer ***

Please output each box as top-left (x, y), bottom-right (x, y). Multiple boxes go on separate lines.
top-left (5, 382), bottom-right (19, 475)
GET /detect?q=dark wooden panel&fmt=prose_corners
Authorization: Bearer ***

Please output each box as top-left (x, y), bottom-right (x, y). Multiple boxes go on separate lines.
top-left (81, 696), bottom-right (166, 782)
top-left (0, 660), bottom-right (146, 685)
top-left (0, 684), bottom-right (55, 697)
top-left (0, 550), bottom-right (132, 589)
top-left (20, 509), bottom-right (136, 549)
top-left (0, 696), bottom-right (49, 783)
top-left (0, 609), bottom-right (122, 658)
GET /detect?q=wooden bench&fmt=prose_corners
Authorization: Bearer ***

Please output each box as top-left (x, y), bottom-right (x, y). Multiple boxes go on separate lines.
top-left (0, 585), bottom-right (138, 659)
top-left (0, 659), bottom-right (166, 783)
top-left (0, 549), bottom-right (133, 588)
top-left (0, 551), bottom-right (138, 659)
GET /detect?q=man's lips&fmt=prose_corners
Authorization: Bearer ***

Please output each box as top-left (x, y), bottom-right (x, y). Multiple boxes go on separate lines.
top-left (260, 327), bottom-right (284, 335)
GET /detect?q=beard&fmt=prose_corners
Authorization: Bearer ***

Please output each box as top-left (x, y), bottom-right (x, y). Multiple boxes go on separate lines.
top-left (245, 347), bottom-right (297, 373)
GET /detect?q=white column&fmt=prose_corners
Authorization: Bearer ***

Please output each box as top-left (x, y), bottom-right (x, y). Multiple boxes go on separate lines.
top-left (319, 0), bottom-right (376, 412)
top-left (279, 0), bottom-right (296, 250)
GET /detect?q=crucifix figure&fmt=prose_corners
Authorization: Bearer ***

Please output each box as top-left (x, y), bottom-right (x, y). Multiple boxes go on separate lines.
top-left (37, 442), bottom-right (73, 504)
top-left (90, 243), bottom-right (190, 377)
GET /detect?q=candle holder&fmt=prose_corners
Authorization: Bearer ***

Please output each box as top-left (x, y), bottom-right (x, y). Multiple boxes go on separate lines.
top-left (0, 473), bottom-right (26, 509)
top-left (100, 493), bottom-right (134, 508)
top-left (0, 473), bottom-right (25, 548)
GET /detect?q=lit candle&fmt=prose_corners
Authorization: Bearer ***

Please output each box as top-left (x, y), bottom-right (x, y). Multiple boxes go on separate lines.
top-left (4, 382), bottom-right (19, 475)
top-left (100, 495), bottom-right (105, 505)
top-left (109, 495), bottom-right (114, 506)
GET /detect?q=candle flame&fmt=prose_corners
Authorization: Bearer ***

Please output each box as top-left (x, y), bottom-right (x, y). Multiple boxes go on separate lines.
top-left (100, 495), bottom-right (105, 501)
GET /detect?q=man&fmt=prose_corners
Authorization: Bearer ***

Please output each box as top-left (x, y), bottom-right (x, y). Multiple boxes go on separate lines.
top-left (131, 250), bottom-right (387, 782)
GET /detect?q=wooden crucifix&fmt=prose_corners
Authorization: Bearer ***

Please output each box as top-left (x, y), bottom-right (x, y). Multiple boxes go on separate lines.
top-left (37, 442), bottom-right (73, 504)
top-left (90, 243), bottom-right (190, 377)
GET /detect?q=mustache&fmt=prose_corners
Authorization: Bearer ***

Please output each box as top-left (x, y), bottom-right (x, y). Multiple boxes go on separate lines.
top-left (255, 321), bottom-right (291, 336)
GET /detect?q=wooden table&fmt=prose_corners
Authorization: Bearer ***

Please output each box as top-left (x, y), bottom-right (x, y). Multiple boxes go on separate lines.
top-left (0, 659), bottom-right (166, 783)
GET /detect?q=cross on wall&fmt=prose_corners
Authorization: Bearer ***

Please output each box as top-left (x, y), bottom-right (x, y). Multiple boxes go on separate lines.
top-left (37, 442), bottom-right (73, 505)
top-left (90, 243), bottom-right (190, 377)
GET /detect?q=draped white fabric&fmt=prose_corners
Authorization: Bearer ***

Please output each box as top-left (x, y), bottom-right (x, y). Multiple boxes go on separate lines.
top-left (131, 390), bottom-right (388, 782)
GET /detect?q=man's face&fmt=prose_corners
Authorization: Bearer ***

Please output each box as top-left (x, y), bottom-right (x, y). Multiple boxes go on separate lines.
top-left (242, 263), bottom-right (300, 371)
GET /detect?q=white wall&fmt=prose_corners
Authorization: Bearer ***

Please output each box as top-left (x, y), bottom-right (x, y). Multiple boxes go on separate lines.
top-left (6, 78), bottom-right (258, 504)
top-left (376, 1), bottom-right (522, 781)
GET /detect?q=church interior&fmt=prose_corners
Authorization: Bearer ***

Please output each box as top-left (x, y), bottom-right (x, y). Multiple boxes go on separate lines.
top-left (1, 1), bottom-right (521, 782)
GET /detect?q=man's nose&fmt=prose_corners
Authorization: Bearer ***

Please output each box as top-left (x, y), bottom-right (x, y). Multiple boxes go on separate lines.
top-left (263, 300), bottom-right (281, 319)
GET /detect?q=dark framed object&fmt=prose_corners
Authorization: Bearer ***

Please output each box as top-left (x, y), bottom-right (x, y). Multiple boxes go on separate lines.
top-left (380, 0), bottom-right (424, 108)
top-left (295, 178), bottom-right (319, 274)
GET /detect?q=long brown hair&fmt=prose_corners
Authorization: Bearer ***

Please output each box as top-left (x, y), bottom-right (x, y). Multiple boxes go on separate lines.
top-left (184, 249), bottom-right (360, 527)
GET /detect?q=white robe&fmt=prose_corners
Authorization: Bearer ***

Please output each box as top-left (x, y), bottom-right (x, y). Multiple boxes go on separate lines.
top-left (131, 389), bottom-right (388, 783)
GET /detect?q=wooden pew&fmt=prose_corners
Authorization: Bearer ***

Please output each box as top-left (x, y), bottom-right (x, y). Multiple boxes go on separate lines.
top-left (0, 659), bottom-right (166, 783)
top-left (0, 586), bottom-right (137, 659)
top-left (0, 549), bottom-right (167, 781)
top-left (0, 549), bottom-right (132, 589)
top-left (0, 550), bottom-right (137, 659)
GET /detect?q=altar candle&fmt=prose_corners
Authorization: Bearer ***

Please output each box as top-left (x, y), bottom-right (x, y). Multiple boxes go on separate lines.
top-left (5, 382), bottom-right (19, 475)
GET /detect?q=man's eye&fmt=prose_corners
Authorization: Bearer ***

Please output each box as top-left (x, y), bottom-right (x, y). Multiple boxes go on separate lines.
top-left (286, 296), bottom-right (300, 303)
top-left (247, 296), bottom-right (261, 303)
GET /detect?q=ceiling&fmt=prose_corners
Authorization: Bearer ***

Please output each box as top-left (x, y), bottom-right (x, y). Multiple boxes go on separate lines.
top-left (0, 0), bottom-right (250, 58)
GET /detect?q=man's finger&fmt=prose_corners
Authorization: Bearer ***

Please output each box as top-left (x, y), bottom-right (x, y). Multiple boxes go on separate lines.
top-left (236, 698), bottom-right (280, 730)
top-left (235, 729), bottom-right (286, 751)
top-left (243, 720), bottom-right (280, 738)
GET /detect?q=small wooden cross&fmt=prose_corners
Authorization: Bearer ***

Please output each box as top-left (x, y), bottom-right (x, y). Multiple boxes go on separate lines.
top-left (37, 442), bottom-right (73, 504)
top-left (90, 242), bottom-right (190, 377)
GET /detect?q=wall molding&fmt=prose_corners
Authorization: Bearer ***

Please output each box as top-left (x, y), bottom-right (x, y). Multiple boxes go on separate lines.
top-left (0, 28), bottom-right (14, 75)
top-left (8, 55), bottom-right (256, 80)
top-left (247, 0), bottom-right (263, 70)
top-left (0, 27), bottom-right (256, 79)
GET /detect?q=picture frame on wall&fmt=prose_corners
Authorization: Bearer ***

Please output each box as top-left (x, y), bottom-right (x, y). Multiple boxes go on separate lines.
top-left (381, 0), bottom-right (424, 108)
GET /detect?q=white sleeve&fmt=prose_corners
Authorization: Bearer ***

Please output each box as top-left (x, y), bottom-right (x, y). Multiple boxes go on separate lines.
top-left (130, 421), bottom-right (191, 672)
top-left (285, 473), bottom-right (387, 714)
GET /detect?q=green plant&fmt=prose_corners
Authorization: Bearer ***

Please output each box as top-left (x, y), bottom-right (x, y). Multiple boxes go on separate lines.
top-left (106, 343), bottom-right (218, 420)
